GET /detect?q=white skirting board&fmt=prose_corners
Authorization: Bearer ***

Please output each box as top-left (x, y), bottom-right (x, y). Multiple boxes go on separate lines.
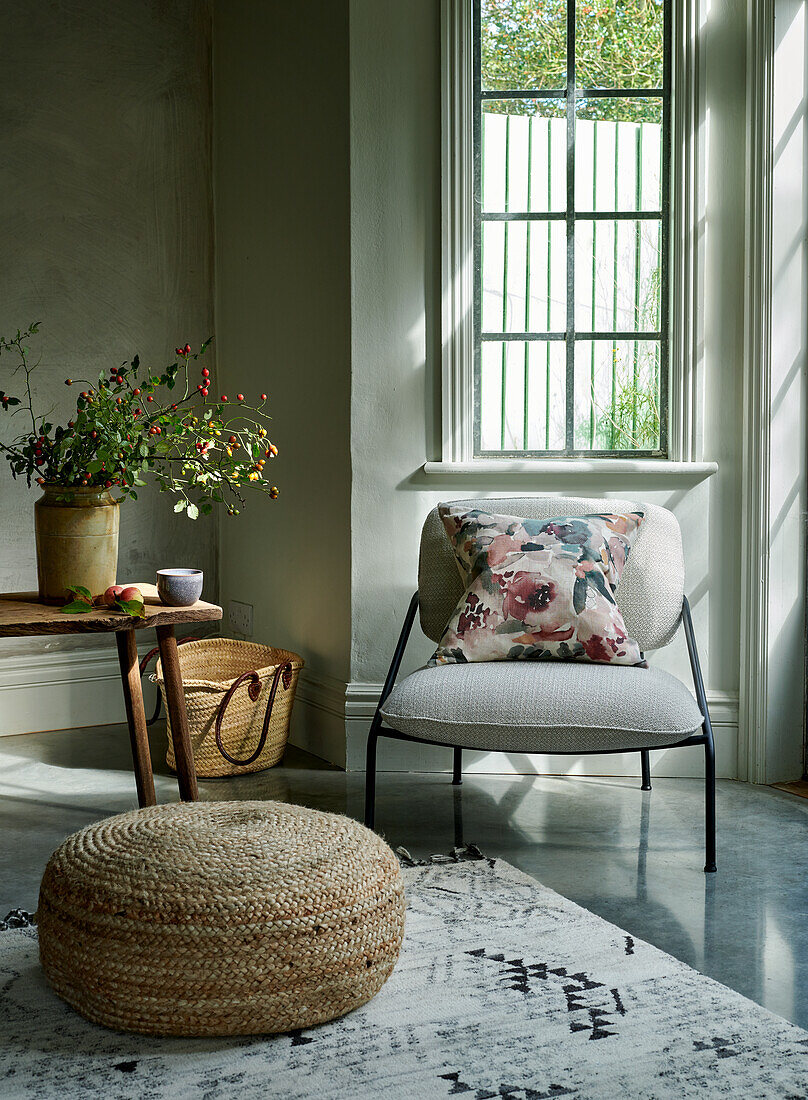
top-left (292, 672), bottom-right (740, 779)
top-left (0, 641), bottom-right (159, 737)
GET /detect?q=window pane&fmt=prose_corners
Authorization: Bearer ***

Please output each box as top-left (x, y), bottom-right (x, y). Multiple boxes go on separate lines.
top-left (576, 0), bottom-right (664, 89)
top-left (473, 0), bottom-right (669, 458)
top-left (482, 100), bottom-right (566, 213)
top-left (574, 219), bottom-right (661, 332)
top-left (480, 341), bottom-right (566, 451)
top-left (482, 220), bottom-right (566, 332)
top-left (481, 0), bottom-right (567, 91)
top-left (575, 99), bottom-right (662, 211)
top-left (574, 340), bottom-right (661, 450)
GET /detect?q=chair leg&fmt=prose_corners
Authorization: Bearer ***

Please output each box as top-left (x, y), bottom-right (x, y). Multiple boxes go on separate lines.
top-left (704, 736), bottom-right (717, 873)
top-left (682, 595), bottom-right (718, 874)
top-left (640, 749), bottom-right (651, 791)
top-left (364, 719), bottom-right (380, 830)
top-left (453, 784), bottom-right (464, 848)
top-left (452, 746), bottom-right (463, 785)
top-left (362, 592), bottom-right (419, 833)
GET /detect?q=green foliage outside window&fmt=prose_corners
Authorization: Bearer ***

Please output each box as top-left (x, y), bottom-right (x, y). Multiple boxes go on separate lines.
top-left (481, 0), bottom-right (664, 122)
top-left (590, 267), bottom-right (662, 450)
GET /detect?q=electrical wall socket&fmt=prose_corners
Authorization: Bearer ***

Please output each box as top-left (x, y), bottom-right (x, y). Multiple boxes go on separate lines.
top-left (228, 599), bottom-right (254, 637)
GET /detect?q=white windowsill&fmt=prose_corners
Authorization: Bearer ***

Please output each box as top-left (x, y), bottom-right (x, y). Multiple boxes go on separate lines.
top-left (422, 459), bottom-right (718, 489)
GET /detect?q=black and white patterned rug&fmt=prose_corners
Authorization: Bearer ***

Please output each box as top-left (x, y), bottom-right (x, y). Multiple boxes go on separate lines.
top-left (1, 855), bottom-right (806, 1098)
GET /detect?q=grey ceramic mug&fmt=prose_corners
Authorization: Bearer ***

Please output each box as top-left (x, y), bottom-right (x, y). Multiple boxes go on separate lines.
top-left (156, 568), bottom-right (204, 607)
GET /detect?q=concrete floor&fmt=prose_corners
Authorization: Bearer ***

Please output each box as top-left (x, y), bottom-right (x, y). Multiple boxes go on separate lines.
top-left (2, 722), bottom-right (808, 1031)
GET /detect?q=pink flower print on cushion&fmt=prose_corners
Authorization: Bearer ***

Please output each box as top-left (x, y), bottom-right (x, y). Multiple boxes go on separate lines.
top-left (430, 504), bottom-right (646, 667)
top-left (501, 571), bottom-right (557, 621)
top-left (487, 531), bottom-right (531, 568)
top-left (456, 592), bottom-right (493, 637)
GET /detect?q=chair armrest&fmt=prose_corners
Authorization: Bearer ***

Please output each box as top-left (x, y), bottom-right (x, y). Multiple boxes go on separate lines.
top-left (377, 591), bottom-right (420, 709)
top-left (681, 595), bottom-right (713, 737)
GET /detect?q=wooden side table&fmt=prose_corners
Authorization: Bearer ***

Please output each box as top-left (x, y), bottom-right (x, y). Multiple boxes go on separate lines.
top-left (0, 586), bottom-right (222, 806)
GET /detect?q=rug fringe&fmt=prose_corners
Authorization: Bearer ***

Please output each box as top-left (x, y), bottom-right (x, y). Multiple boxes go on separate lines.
top-left (395, 844), bottom-right (487, 867)
top-left (0, 908), bottom-right (36, 931)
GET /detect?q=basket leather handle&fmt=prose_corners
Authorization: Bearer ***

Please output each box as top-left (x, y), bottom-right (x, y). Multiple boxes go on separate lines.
top-left (214, 662), bottom-right (294, 767)
top-left (140, 634), bottom-right (203, 726)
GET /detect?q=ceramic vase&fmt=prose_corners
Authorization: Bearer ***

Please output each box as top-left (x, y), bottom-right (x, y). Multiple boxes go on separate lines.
top-left (34, 485), bottom-right (120, 603)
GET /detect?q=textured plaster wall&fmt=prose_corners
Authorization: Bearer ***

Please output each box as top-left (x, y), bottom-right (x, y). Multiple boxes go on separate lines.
top-left (349, 0), bottom-right (443, 680)
top-left (0, 0), bottom-right (217, 652)
top-left (347, 0), bottom-right (747, 775)
top-left (214, 0), bottom-right (353, 760)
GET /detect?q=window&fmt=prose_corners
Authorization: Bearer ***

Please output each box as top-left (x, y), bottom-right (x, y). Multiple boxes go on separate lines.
top-left (475, 0), bottom-right (668, 457)
top-left (439, 0), bottom-right (688, 466)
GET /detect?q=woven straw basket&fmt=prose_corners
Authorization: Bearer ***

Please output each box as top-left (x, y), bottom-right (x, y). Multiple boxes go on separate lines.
top-left (154, 638), bottom-right (303, 777)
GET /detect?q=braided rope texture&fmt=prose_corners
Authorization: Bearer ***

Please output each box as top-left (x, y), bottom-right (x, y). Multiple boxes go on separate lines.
top-left (154, 639), bottom-right (303, 777)
top-left (37, 801), bottom-right (405, 1036)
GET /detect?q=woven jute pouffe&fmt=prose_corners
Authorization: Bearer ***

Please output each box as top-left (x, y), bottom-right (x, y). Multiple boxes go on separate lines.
top-left (37, 800), bottom-right (405, 1036)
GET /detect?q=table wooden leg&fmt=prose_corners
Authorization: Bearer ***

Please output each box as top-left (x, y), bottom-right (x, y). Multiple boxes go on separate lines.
top-left (115, 629), bottom-right (157, 808)
top-left (156, 624), bottom-right (199, 802)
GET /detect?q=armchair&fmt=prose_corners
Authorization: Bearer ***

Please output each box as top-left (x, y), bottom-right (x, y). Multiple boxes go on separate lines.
top-left (363, 497), bottom-right (716, 873)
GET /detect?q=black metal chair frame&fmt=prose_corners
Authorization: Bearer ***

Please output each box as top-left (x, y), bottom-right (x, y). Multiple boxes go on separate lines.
top-left (364, 593), bottom-right (716, 873)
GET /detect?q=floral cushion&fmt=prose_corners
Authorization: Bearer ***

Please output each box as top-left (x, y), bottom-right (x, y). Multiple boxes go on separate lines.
top-left (430, 504), bottom-right (646, 667)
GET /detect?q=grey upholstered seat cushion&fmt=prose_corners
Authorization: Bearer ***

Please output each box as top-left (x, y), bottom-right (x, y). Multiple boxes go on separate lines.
top-left (380, 662), bottom-right (703, 753)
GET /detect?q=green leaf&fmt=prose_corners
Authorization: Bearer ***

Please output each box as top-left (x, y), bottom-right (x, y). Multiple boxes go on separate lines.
top-left (173, 499), bottom-right (186, 512)
top-left (66, 584), bottom-right (92, 601)
top-left (573, 575), bottom-right (588, 615)
top-left (186, 502), bottom-right (199, 520)
top-left (586, 569), bottom-right (615, 605)
top-left (59, 600), bottom-right (93, 614)
top-left (494, 619), bottom-right (527, 634)
top-left (116, 598), bottom-right (145, 618)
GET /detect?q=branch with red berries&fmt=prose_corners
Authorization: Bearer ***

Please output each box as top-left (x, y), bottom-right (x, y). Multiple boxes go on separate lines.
top-left (0, 327), bottom-right (280, 518)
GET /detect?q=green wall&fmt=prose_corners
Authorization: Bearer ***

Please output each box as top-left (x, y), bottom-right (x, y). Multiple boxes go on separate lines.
top-left (214, 0), bottom-right (353, 759)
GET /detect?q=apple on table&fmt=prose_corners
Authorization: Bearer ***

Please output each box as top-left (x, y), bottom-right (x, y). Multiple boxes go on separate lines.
top-left (98, 585), bottom-right (142, 607)
top-left (61, 584), bottom-right (146, 616)
top-left (86, 585), bottom-right (144, 615)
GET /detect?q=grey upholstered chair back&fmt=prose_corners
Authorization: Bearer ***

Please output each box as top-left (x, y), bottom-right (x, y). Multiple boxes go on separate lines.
top-left (418, 497), bottom-right (684, 653)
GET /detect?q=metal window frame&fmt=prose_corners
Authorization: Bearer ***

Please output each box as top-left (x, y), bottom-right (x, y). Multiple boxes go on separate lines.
top-left (472, 0), bottom-right (671, 458)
